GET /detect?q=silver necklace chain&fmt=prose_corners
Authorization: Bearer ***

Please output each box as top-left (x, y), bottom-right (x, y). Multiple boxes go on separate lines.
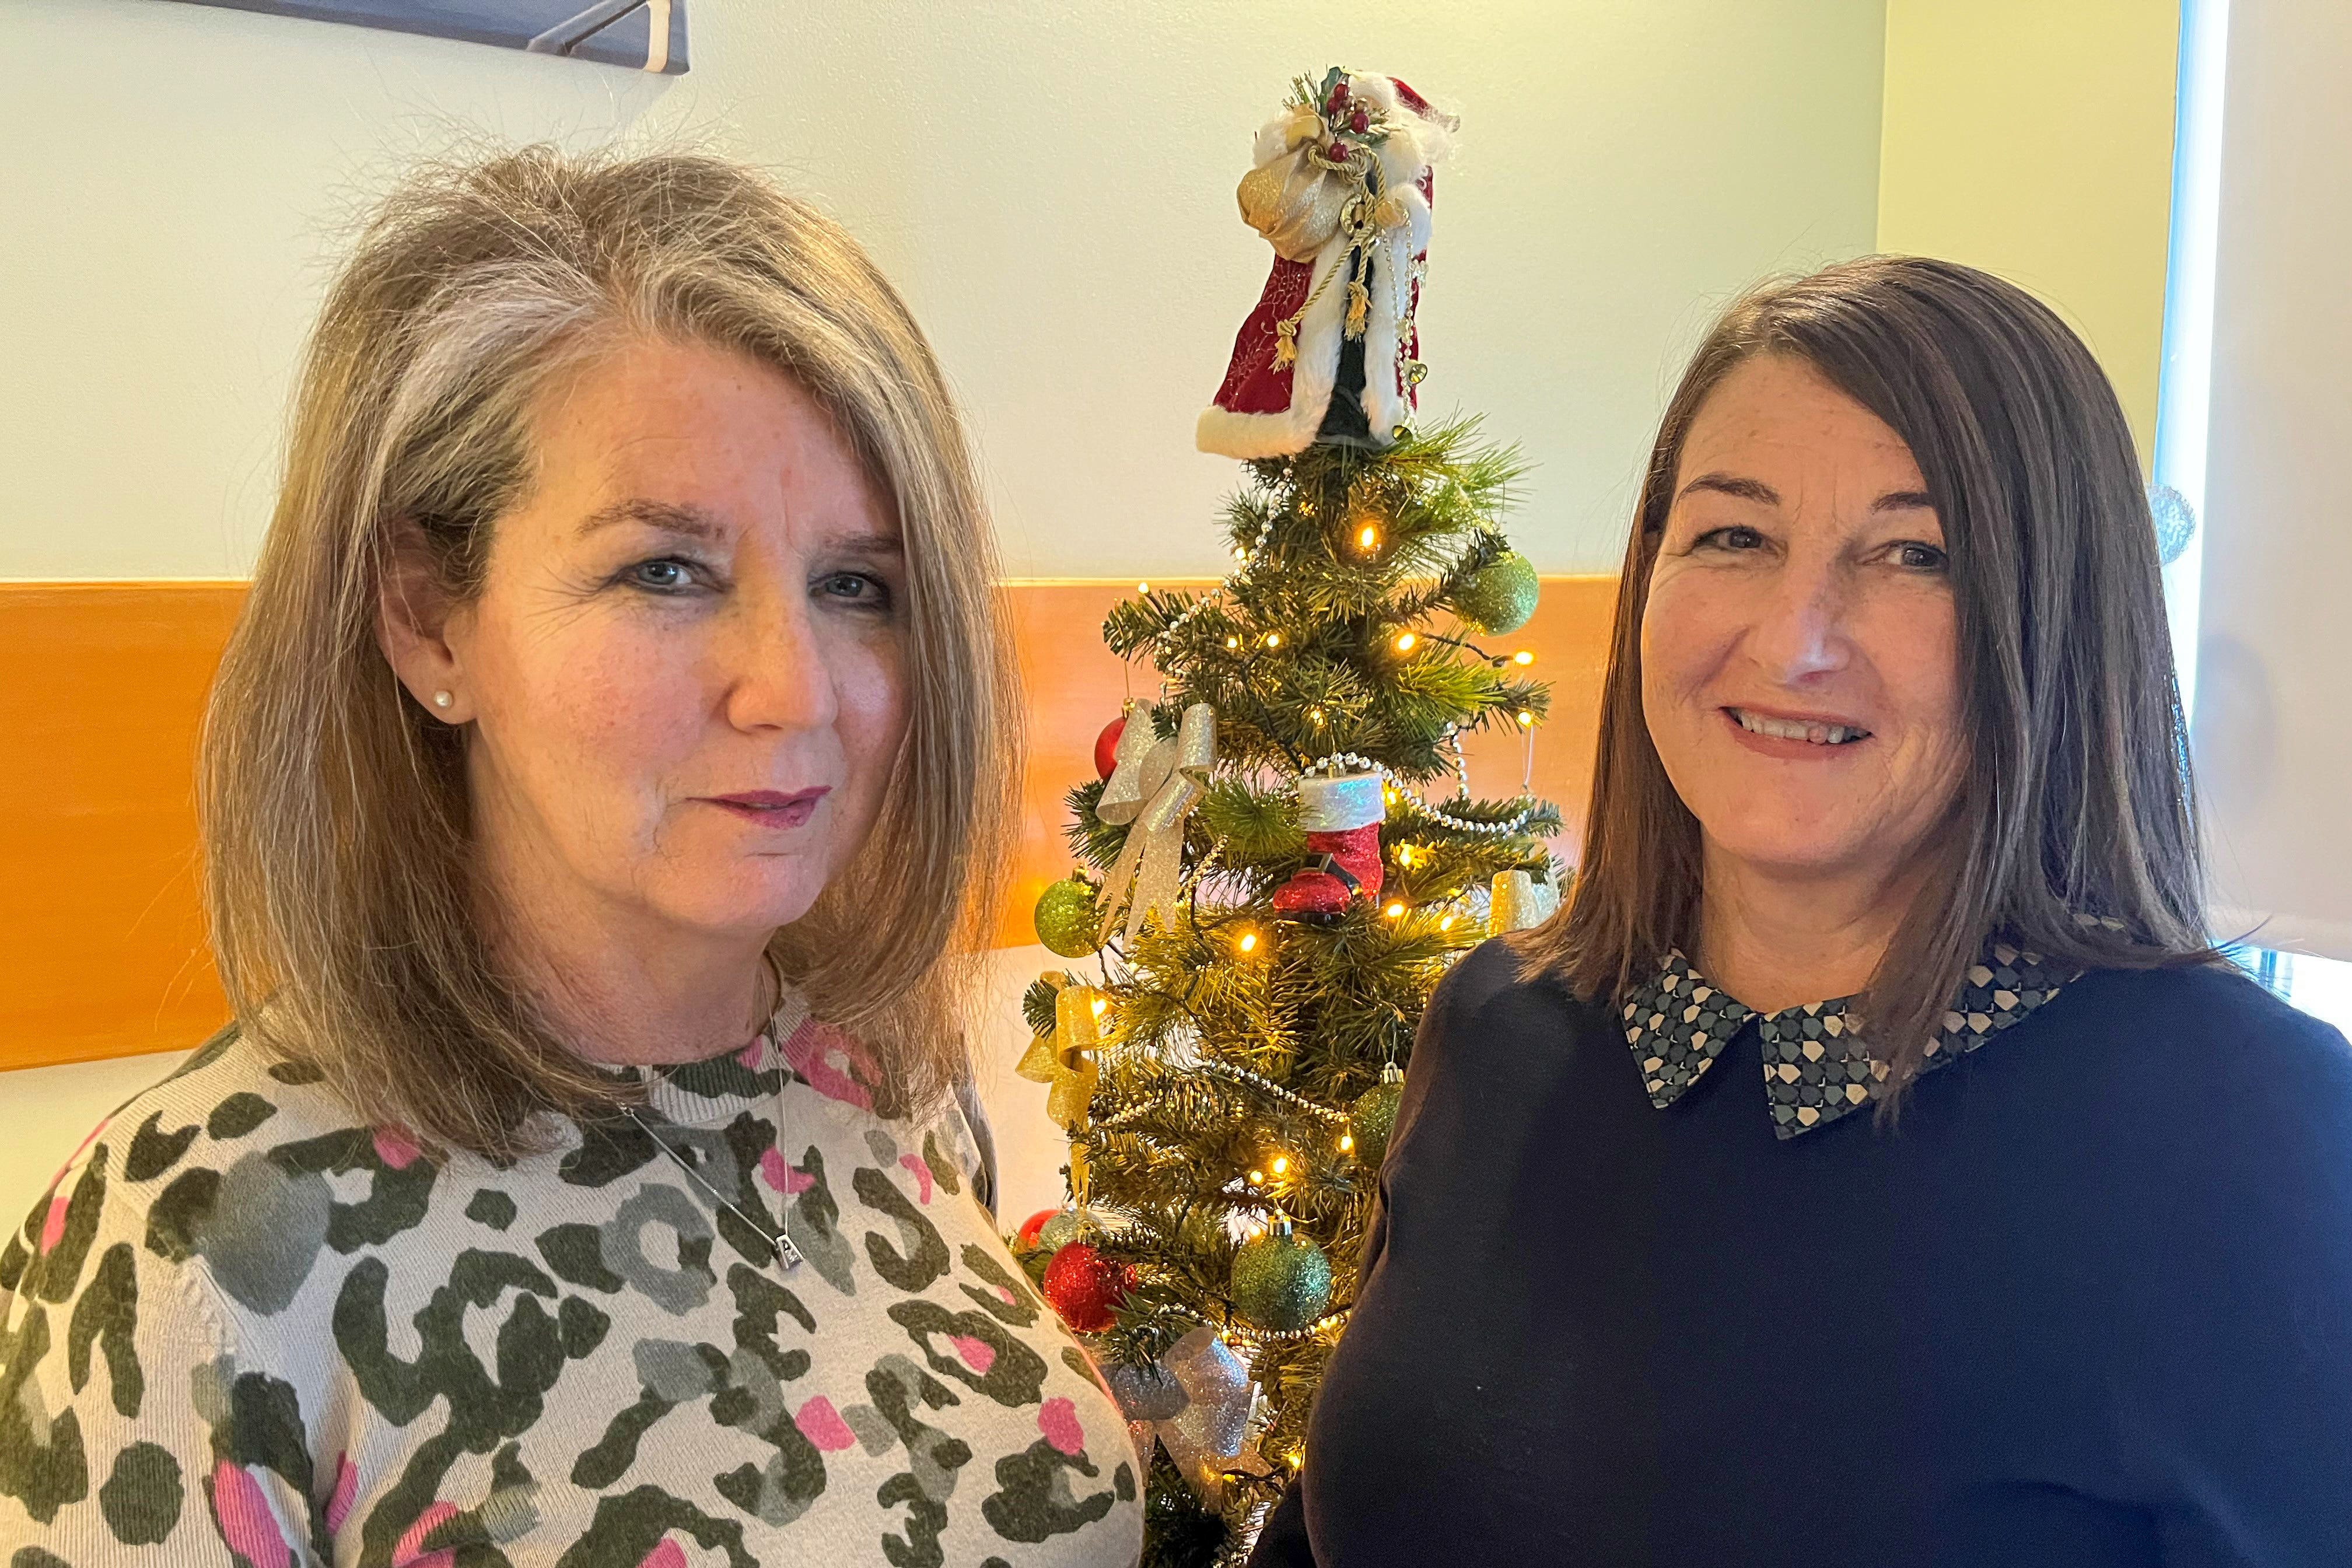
top-left (623, 1074), bottom-right (804, 1273)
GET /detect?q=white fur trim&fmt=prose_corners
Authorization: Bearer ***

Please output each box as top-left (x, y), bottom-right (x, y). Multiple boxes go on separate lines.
top-left (1197, 226), bottom-right (1355, 459)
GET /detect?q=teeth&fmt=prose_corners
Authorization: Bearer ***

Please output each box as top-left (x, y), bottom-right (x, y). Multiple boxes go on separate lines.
top-left (1733, 709), bottom-right (1868, 745)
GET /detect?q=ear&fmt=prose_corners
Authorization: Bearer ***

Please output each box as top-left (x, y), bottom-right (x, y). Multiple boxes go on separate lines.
top-left (376, 521), bottom-right (473, 724)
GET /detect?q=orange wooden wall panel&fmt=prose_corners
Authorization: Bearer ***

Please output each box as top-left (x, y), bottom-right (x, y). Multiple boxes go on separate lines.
top-left (0, 576), bottom-right (1618, 1073)
top-left (0, 582), bottom-right (245, 1071)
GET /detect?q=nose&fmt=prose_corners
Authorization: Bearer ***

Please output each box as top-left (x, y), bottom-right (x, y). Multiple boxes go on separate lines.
top-left (718, 588), bottom-right (838, 734)
top-left (1742, 551), bottom-right (1852, 686)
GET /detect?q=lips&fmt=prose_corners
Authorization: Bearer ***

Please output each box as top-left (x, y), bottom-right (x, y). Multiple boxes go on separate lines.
top-left (704, 788), bottom-right (830, 827)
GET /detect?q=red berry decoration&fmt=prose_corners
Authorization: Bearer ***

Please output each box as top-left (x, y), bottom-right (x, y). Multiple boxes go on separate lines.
top-left (1017, 1208), bottom-right (1059, 1250)
top-left (1094, 716), bottom-right (1125, 780)
top-left (1041, 1241), bottom-right (1131, 1332)
top-left (1328, 80), bottom-right (1349, 112)
top-left (1326, 142), bottom-right (1350, 163)
top-left (1350, 108), bottom-right (1369, 134)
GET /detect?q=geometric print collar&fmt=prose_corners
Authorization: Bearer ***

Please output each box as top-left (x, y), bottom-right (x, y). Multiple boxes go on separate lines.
top-left (1620, 938), bottom-right (2077, 1140)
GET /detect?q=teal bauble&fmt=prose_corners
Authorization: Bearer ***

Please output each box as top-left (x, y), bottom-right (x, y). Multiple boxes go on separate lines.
top-left (1032, 878), bottom-right (1102, 958)
top-left (1231, 1220), bottom-right (1334, 1333)
top-left (1454, 551), bottom-right (1540, 635)
top-left (1348, 1065), bottom-right (1406, 1168)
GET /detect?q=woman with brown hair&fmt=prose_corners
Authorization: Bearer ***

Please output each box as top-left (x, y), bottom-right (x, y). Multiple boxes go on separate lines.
top-left (0, 149), bottom-right (1143, 1564)
top-left (1251, 257), bottom-right (2352, 1564)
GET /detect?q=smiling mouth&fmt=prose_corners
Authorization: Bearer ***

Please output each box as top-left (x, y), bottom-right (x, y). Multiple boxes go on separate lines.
top-left (1727, 708), bottom-right (1872, 747)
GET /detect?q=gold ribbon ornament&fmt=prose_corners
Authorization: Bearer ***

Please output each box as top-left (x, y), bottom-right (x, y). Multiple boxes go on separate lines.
top-left (1017, 972), bottom-right (1107, 1195)
top-left (1096, 702), bottom-right (1218, 945)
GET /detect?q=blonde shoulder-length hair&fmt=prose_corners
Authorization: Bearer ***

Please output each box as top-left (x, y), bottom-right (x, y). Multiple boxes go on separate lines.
top-left (200, 146), bottom-right (1020, 1158)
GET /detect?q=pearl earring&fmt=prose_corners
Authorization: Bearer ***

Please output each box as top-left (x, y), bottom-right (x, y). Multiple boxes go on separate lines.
top-left (432, 691), bottom-right (454, 710)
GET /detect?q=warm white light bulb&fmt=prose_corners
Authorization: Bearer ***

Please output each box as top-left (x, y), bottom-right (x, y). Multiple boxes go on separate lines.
top-left (1238, 930), bottom-right (1259, 953)
top-left (1517, 710), bottom-right (1535, 727)
top-left (1091, 997), bottom-right (1108, 1017)
top-left (1385, 901), bottom-right (1405, 918)
top-left (1265, 632), bottom-right (1282, 648)
top-left (1359, 524), bottom-right (1379, 550)
top-left (1271, 1155), bottom-right (1289, 1176)
top-left (1513, 650), bottom-right (1535, 666)
top-left (1394, 632), bottom-right (1416, 653)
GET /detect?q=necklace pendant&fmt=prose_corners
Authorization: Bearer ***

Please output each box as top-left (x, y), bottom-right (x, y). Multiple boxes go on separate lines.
top-left (772, 1232), bottom-right (805, 1270)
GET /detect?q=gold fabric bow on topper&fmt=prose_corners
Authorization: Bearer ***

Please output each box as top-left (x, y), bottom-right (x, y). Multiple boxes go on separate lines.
top-left (1095, 702), bottom-right (1218, 945)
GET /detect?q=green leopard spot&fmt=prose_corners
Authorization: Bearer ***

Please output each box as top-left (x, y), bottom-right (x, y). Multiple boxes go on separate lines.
top-left (467, 1190), bottom-right (518, 1230)
top-left (890, 1300), bottom-right (1049, 1406)
top-left (265, 1058), bottom-right (326, 1086)
top-left (123, 1112), bottom-right (201, 1183)
top-left (959, 1244), bottom-right (1042, 1328)
top-left (550, 1485), bottom-right (755, 1568)
top-left (99, 1441), bottom-right (181, 1545)
top-left (12, 1549), bottom-right (73, 1568)
top-left (206, 1093), bottom-right (277, 1140)
top-left (32, 1157), bottom-right (109, 1304)
top-left (572, 1390), bottom-right (673, 1489)
top-left (921, 1130), bottom-right (962, 1198)
top-left (66, 1244), bottom-right (141, 1417)
top-left (536, 1224), bottom-right (624, 1293)
top-left (1115, 1461), bottom-right (1135, 1501)
top-left (0, 1308), bottom-right (88, 1525)
top-left (982, 1438), bottom-right (1115, 1544)
top-left (558, 1296), bottom-right (611, 1359)
top-left (144, 1168), bottom-right (220, 1265)
top-left (853, 1166), bottom-right (950, 1293)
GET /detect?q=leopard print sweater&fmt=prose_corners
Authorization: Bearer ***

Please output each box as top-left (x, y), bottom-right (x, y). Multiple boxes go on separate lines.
top-left (0, 992), bottom-right (1143, 1567)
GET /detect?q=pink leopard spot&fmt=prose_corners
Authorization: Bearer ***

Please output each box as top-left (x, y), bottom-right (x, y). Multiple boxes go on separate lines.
top-left (1038, 1396), bottom-right (1087, 1456)
top-left (324, 1453), bottom-right (358, 1535)
top-left (758, 1148), bottom-right (814, 1195)
top-left (372, 1127), bottom-right (422, 1170)
top-left (639, 1539), bottom-right (689, 1568)
top-left (780, 1019), bottom-right (876, 1110)
top-left (392, 1500), bottom-right (459, 1567)
top-left (211, 1460), bottom-right (292, 1568)
top-left (996, 1283), bottom-right (1019, 1306)
top-left (794, 1396), bottom-right (858, 1452)
top-left (898, 1153), bottom-right (934, 1203)
top-left (950, 1335), bottom-right (997, 1374)
top-left (736, 1039), bottom-right (765, 1070)
top-left (37, 1194), bottom-right (67, 1255)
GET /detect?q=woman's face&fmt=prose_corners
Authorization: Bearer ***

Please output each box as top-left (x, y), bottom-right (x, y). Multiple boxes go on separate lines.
top-left (430, 337), bottom-right (909, 947)
top-left (1640, 354), bottom-right (1966, 889)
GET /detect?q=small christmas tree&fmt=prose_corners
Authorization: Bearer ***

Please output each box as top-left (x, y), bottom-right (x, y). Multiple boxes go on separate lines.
top-left (1013, 69), bottom-right (1563, 1562)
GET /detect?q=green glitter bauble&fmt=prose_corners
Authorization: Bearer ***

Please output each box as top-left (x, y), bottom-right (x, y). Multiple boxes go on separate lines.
top-left (1037, 1209), bottom-right (1086, 1253)
top-left (1454, 551), bottom-right (1540, 634)
top-left (1032, 878), bottom-right (1101, 958)
top-left (1231, 1224), bottom-right (1334, 1333)
top-left (1348, 1078), bottom-right (1406, 1168)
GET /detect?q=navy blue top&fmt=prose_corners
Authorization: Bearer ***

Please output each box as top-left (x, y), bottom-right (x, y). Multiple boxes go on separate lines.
top-left (1248, 941), bottom-right (2352, 1566)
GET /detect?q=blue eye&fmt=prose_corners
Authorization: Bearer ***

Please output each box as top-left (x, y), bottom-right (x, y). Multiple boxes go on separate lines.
top-left (623, 557), bottom-right (700, 593)
top-left (818, 572), bottom-right (893, 611)
top-left (1695, 526), bottom-right (1766, 552)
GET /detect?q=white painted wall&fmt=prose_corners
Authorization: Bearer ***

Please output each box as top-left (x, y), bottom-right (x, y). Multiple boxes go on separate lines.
top-left (1, 0), bottom-right (1885, 584)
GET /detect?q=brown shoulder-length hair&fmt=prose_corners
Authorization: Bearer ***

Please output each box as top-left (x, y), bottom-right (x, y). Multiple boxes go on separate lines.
top-left (1516, 255), bottom-right (2208, 1105)
top-left (200, 146), bottom-right (1021, 1158)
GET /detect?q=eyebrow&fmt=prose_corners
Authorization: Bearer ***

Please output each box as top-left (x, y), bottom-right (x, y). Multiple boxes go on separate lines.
top-left (577, 498), bottom-right (729, 542)
top-left (1675, 473), bottom-right (1936, 513)
top-left (576, 498), bottom-right (905, 555)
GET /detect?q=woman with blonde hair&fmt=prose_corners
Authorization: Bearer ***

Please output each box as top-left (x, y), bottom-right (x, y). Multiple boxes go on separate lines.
top-left (0, 148), bottom-right (1143, 1564)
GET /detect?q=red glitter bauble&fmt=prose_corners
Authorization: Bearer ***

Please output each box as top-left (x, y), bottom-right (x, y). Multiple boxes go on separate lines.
top-left (1094, 717), bottom-right (1125, 780)
top-left (1017, 1208), bottom-right (1058, 1250)
top-left (1041, 1242), bottom-right (1130, 1332)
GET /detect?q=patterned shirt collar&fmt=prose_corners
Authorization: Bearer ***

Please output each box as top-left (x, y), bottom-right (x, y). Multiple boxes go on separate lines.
top-left (1620, 939), bottom-right (2076, 1139)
